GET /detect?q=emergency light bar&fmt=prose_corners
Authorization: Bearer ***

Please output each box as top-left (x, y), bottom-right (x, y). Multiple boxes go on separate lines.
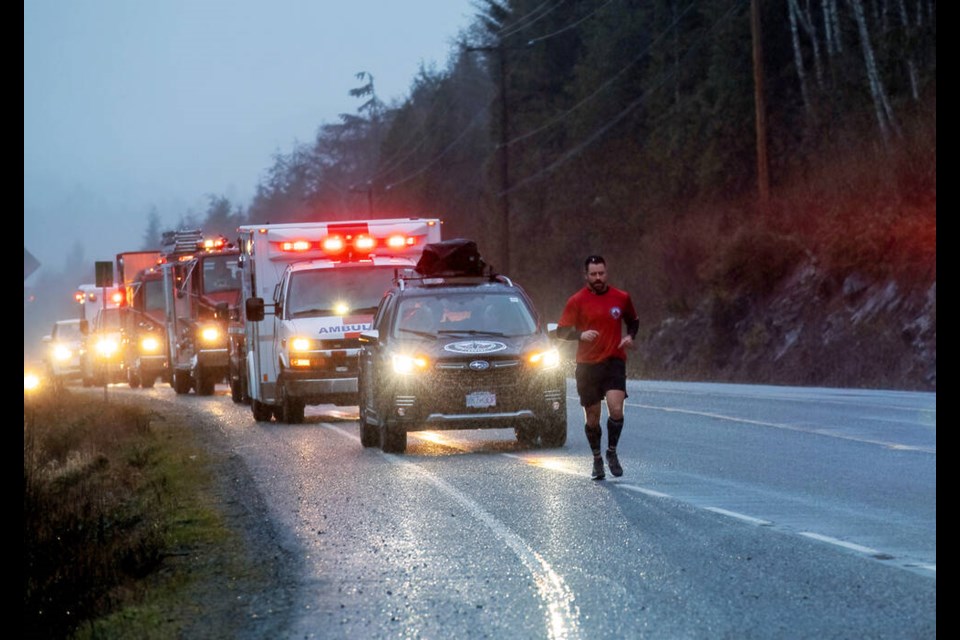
top-left (276, 233), bottom-right (420, 256)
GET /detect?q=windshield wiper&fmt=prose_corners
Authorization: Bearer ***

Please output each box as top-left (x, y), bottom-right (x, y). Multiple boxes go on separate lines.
top-left (398, 328), bottom-right (437, 340)
top-left (437, 329), bottom-right (508, 337)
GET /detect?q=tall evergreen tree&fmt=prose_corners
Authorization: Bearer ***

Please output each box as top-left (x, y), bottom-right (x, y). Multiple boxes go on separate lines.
top-left (141, 206), bottom-right (163, 250)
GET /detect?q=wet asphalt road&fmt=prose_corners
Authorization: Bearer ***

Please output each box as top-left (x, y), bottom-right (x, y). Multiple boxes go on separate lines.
top-left (161, 379), bottom-right (936, 639)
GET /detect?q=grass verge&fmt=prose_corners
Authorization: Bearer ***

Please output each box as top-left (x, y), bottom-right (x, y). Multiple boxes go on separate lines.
top-left (24, 385), bottom-right (232, 639)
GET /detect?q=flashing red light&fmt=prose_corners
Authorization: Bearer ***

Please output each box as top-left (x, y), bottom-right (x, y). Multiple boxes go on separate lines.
top-left (322, 236), bottom-right (345, 253)
top-left (203, 237), bottom-right (226, 250)
top-left (111, 291), bottom-right (124, 305)
top-left (386, 235), bottom-right (407, 249)
top-left (74, 291), bottom-right (84, 303)
top-left (281, 240), bottom-right (312, 252)
top-left (354, 235), bottom-right (376, 251)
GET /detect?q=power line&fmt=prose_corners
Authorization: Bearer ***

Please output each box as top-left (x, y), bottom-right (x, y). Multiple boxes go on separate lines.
top-left (368, 94), bottom-right (460, 183)
top-left (526, 0), bottom-right (618, 45)
top-left (498, 0), bottom-right (568, 39)
top-left (502, 0), bottom-right (746, 196)
top-left (384, 106), bottom-right (490, 190)
top-left (506, 0), bottom-right (699, 149)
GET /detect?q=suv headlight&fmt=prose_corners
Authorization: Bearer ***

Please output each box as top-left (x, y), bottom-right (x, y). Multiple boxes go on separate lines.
top-left (391, 353), bottom-right (430, 375)
top-left (528, 348), bottom-right (560, 369)
top-left (140, 336), bottom-right (161, 353)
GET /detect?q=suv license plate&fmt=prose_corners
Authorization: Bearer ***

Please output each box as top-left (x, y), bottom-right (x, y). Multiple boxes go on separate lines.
top-left (466, 391), bottom-right (496, 408)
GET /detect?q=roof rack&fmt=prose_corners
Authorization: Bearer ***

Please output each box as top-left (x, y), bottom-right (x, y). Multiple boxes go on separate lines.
top-left (393, 266), bottom-right (513, 291)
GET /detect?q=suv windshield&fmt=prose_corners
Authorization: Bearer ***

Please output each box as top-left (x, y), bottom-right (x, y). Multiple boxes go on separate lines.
top-left (395, 292), bottom-right (537, 338)
top-left (287, 267), bottom-right (395, 318)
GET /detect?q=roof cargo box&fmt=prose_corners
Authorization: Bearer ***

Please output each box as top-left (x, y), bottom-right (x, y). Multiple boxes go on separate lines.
top-left (415, 238), bottom-right (486, 276)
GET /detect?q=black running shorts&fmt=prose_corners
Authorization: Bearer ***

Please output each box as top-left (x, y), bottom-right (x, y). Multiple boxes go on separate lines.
top-left (574, 358), bottom-right (628, 407)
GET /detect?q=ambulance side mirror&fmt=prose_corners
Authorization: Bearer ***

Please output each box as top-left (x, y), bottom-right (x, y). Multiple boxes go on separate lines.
top-left (246, 297), bottom-right (265, 322)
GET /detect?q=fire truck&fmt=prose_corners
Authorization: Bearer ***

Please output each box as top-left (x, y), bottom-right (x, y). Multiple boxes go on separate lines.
top-left (116, 250), bottom-right (166, 388)
top-left (160, 230), bottom-right (242, 395)
top-left (238, 218), bottom-right (442, 423)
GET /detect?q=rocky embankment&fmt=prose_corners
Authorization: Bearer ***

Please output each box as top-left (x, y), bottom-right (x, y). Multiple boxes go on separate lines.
top-left (637, 259), bottom-right (936, 391)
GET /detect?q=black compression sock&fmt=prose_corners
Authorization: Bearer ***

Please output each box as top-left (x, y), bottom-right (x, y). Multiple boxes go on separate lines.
top-left (584, 424), bottom-right (602, 457)
top-left (607, 417), bottom-right (624, 449)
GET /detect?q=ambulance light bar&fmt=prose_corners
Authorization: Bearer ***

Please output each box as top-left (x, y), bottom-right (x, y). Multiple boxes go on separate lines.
top-left (277, 233), bottom-right (419, 256)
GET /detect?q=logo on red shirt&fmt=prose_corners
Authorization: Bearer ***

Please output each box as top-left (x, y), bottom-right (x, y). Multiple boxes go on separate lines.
top-left (610, 306), bottom-right (622, 319)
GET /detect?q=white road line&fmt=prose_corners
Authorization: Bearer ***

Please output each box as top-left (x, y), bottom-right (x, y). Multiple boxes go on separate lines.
top-left (327, 424), bottom-right (581, 640)
top-left (622, 384), bottom-right (937, 414)
top-left (704, 507), bottom-right (773, 526)
top-left (622, 401), bottom-right (936, 453)
top-left (499, 431), bottom-right (933, 578)
top-left (618, 484), bottom-right (673, 499)
top-left (798, 531), bottom-right (881, 555)
top-left (335, 422), bottom-right (933, 580)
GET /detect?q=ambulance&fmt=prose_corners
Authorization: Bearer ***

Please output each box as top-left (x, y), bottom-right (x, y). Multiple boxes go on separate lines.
top-left (238, 218), bottom-right (442, 423)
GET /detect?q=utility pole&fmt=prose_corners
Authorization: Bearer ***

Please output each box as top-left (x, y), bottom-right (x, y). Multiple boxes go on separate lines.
top-left (751, 0), bottom-right (770, 215)
top-left (465, 43), bottom-right (511, 275)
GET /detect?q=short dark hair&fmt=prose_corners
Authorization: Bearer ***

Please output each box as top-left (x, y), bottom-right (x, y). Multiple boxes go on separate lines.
top-left (584, 255), bottom-right (606, 271)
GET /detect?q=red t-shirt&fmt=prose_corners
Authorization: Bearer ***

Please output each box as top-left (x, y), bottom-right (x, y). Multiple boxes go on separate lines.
top-left (558, 286), bottom-right (638, 363)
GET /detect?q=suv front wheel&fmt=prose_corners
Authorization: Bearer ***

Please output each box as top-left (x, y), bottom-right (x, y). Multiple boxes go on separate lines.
top-left (539, 415), bottom-right (568, 448)
top-left (380, 412), bottom-right (407, 453)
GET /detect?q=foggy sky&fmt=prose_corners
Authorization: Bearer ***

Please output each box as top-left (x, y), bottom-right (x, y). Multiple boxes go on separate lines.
top-left (24, 0), bottom-right (475, 281)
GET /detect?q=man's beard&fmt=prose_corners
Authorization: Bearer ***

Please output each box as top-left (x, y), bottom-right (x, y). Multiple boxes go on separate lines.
top-left (589, 281), bottom-right (608, 293)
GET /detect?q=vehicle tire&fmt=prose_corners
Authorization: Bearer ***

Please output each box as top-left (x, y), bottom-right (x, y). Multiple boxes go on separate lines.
top-left (230, 376), bottom-right (243, 403)
top-left (281, 390), bottom-right (305, 424)
top-left (240, 371), bottom-right (250, 405)
top-left (359, 404), bottom-right (379, 447)
top-left (538, 415), bottom-right (568, 448)
top-left (357, 384), bottom-right (379, 447)
top-left (195, 367), bottom-right (216, 396)
top-left (142, 376), bottom-right (156, 389)
top-left (173, 371), bottom-right (192, 395)
top-left (380, 418), bottom-right (407, 453)
top-left (251, 399), bottom-right (272, 422)
top-left (515, 423), bottom-right (539, 447)
top-left (127, 368), bottom-right (141, 389)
